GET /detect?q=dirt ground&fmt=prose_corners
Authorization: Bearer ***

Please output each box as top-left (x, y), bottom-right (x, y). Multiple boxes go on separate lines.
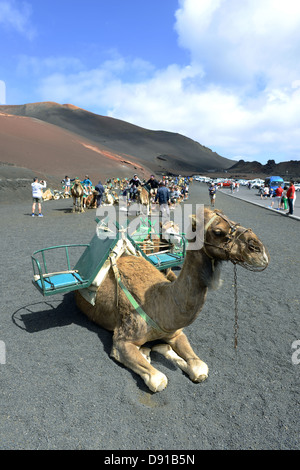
top-left (0, 182), bottom-right (299, 450)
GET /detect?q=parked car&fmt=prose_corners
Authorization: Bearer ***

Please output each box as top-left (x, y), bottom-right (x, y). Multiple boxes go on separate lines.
top-left (294, 183), bottom-right (300, 191)
top-left (217, 180), bottom-right (232, 187)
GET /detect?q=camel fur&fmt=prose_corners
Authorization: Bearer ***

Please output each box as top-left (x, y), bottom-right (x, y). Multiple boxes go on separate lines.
top-left (75, 207), bottom-right (269, 392)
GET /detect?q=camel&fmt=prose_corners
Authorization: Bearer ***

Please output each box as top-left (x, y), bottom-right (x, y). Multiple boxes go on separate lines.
top-left (85, 190), bottom-right (98, 209)
top-left (71, 179), bottom-right (84, 213)
top-left (41, 189), bottom-right (54, 201)
top-left (136, 186), bottom-right (151, 214)
top-left (75, 208), bottom-right (269, 392)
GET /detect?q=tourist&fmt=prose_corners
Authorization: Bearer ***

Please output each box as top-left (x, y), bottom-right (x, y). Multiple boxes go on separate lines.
top-left (82, 175), bottom-right (93, 195)
top-left (94, 180), bottom-right (105, 208)
top-left (261, 186), bottom-right (269, 199)
top-left (31, 177), bottom-right (46, 217)
top-left (155, 181), bottom-right (170, 217)
top-left (61, 176), bottom-right (74, 195)
top-left (286, 180), bottom-right (296, 215)
top-left (208, 183), bottom-right (217, 207)
top-left (271, 184), bottom-right (283, 209)
top-left (129, 174), bottom-right (142, 201)
top-left (145, 175), bottom-right (159, 192)
top-left (281, 186), bottom-right (288, 210)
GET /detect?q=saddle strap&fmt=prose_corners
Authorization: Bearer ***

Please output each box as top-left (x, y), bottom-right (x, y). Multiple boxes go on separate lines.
top-left (109, 252), bottom-right (166, 334)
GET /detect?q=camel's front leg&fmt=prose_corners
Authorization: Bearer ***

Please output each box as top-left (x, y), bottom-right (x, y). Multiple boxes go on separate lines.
top-left (80, 197), bottom-right (85, 212)
top-left (153, 332), bottom-right (208, 383)
top-left (111, 340), bottom-right (168, 392)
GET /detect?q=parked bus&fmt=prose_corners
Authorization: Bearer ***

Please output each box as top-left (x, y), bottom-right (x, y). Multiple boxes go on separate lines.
top-left (264, 176), bottom-right (284, 196)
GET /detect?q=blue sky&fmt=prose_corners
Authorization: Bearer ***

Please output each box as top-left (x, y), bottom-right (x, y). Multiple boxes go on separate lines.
top-left (1, 0), bottom-right (300, 164)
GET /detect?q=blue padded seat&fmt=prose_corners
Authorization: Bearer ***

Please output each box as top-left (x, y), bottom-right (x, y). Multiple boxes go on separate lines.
top-left (36, 272), bottom-right (84, 291)
top-left (147, 253), bottom-right (181, 266)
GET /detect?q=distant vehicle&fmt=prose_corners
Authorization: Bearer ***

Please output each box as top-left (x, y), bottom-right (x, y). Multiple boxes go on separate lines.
top-left (249, 178), bottom-right (265, 189)
top-left (217, 180), bottom-right (232, 187)
top-left (264, 176), bottom-right (284, 196)
top-left (294, 183), bottom-right (300, 191)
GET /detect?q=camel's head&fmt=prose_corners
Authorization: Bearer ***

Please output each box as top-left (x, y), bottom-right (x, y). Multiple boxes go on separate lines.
top-left (161, 221), bottom-right (182, 245)
top-left (192, 208), bottom-right (270, 271)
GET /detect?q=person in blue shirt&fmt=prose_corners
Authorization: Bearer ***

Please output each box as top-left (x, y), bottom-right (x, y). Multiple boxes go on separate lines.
top-left (82, 175), bottom-right (93, 195)
top-left (155, 181), bottom-right (170, 217)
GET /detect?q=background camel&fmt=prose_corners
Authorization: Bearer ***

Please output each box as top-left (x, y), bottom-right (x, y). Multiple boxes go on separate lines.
top-left (75, 207), bottom-right (269, 392)
top-left (71, 179), bottom-right (84, 213)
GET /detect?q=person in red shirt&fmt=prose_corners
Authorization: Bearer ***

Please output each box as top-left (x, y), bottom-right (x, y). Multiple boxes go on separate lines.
top-left (271, 184), bottom-right (284, 209)
top-left (286, 180), bottom-right (295, 215)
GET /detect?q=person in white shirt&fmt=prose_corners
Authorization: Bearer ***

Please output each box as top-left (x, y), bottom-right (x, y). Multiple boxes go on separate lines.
top-left (31, 177), bottom-right (46, 217)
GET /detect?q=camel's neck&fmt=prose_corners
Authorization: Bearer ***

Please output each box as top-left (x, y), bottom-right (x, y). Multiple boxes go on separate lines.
top-left (165, 250), bottom-right (222, 330)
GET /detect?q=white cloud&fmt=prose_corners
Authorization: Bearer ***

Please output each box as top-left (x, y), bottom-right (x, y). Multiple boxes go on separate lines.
top-left (17, 0), bottom-right (300, 163)
top-left (175, 0), bottom-right (300, 90)
top-left (0, 0), bottom-right (35, 39)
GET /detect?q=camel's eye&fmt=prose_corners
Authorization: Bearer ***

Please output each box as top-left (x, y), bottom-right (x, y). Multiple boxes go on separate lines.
top-left (213, 228), bottom-right (226, 237)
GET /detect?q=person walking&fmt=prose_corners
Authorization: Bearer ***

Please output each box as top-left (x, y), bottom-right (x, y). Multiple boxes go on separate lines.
top-left (31, 177), bottom-right (46, 217)
top-left (155, 181), bottom-right (170, 217)
top-left (208, 183), bottom-right (217, 207)
top-left (94, 180), bottom-right (105, 208)
top-left (286, 180), bottom-right (295, 215)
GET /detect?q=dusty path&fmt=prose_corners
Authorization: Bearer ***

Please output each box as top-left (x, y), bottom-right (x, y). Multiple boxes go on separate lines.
top-left (0, 183), bottom-right (299, 450)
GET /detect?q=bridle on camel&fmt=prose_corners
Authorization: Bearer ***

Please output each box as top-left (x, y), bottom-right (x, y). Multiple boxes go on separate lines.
top-left (203, 211), bottom-right (269, 348)
top-left (203, 211), bottom-right (268, 272)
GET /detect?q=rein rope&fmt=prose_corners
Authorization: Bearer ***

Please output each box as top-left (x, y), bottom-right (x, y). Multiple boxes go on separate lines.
top-left (203, 211), bottom-right (268, 349)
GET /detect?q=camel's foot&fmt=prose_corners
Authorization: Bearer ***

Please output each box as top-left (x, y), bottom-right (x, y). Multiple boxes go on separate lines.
top-left (144, 370), bottom-right (168, 393)
top-left (111, 342), bottom-right (167, 393)
top-left (152, 344), bottom-right (208, 383)
top-left (187, 358), bottom-right (209, 383)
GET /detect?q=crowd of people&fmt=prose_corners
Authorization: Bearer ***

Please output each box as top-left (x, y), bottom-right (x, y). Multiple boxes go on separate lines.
top-left (31, 173), bottom-right (297, 218)
top-left (258, 181), bottom-right (296, 215)
top-left (31, 173), bottom-right (191, 216)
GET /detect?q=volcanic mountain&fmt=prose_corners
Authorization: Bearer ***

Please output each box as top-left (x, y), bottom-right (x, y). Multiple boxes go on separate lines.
top-left (0, 102), bottom-right (233, 183)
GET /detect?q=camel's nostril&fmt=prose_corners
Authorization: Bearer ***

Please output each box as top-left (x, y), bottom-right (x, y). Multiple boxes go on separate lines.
top-left (248, 241), bottom-right (262, 253)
